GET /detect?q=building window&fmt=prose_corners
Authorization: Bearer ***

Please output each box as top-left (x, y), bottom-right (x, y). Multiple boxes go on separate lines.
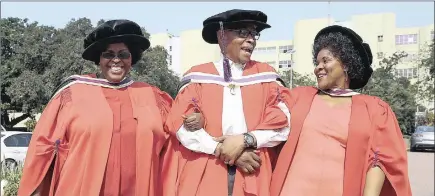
top-left (407, 68), bottom-right (413, 78)
top-left (402, 53), bottom-right (418, 62)
top-left (377, 35), bottom-right (383, 42)
top-left (278, 60), bottom-right (292, 68)
top-left (267, 46), bottom-right (276, 51)
top-left (377, 52), bottom-right (384, 59)
top-left (431, 30), bottom-right (434, 40)
top-left (395, 68), bottom-right (418, 79)
top-left (169, 46), bottom-right (172, 51)
top-left (266, 61), bottom-right (276, 66)
top-left (396, 69), bottom-right (403, 77)
top-left (255, 47), bottom-right (263, 52)
top-left (254, 46), bottom-right (276, 54)
top-left (168, 55), bottom-right (172, 65)
top-left (279, 45), bottom-right (294, 53)
top-left (395, 34), bottom-right (418, 45)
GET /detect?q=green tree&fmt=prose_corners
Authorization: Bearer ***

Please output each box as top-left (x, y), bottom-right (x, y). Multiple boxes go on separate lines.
top-left (96, 19), bottom-right (106, 26)
top-left (130, 46), bottom-right (180, 98)
top-left (361, 51), bottom-right (417, 135)
top-left (415, 41), bottom-right (434, 103)
top-left (44, 18), bottom-right (96, 95)
top-left (427, 112), bottom-right (434, 126)
top-left (24, 117), bottom-right (37, 131)
top-left (1, 17), bottom-right (58, 128)
top-left (416, 114), bottom-right (428, 127)
top-left (279, 69), bottom-right (316, 88)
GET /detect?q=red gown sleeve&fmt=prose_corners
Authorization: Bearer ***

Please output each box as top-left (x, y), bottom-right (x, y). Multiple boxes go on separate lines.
top-left (254, 82), bottom-right (290, 131)
top-left (165, 84), bottom-right (203, 135)
top-left (18, 88), bottom-right (71, 196)
top-left (152, 87), bottom-right (178, 196)
top-left (152, 86), bottom-right (173, 124)
top-left (367, 99), bottom-right (412, 196)
top-left (251, 83), bottom-right (292, 171)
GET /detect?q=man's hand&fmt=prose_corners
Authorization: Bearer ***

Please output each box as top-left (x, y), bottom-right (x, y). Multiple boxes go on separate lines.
top-left (214, 143), bottom-right (223, 156)
top-left (182, 112), bottom-right (204, 131)
top-left (235, 149), bottom-right (262, 174)
top-left (214, 135), bottom-right (246, 166)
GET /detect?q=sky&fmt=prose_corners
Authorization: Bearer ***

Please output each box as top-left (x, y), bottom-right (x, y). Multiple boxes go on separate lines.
top-left (1, 2), bottom-right (434, 41)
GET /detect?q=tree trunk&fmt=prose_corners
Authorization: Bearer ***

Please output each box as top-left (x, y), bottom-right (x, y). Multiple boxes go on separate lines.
top-left (1, 112), bottom-right (31, 128)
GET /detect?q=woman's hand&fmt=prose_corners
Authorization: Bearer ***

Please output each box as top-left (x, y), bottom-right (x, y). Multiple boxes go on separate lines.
top-left (182, 112), bottom-right (204, 131)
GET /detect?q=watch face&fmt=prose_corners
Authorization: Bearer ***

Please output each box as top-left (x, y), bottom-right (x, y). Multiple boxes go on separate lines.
top-left (245, 134), bottom-right (254, 146)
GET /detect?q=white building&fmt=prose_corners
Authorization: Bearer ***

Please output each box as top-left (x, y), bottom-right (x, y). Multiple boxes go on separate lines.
top-left (149, 32), bottom-right (182, 76)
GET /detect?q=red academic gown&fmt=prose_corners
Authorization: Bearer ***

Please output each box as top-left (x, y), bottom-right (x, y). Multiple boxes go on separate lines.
top-left (166, 61), bottom-right (290, 196)
top-left (17, 74), bottom-right (178, 196)
top-left (271, 86), bottom-right (412, 196)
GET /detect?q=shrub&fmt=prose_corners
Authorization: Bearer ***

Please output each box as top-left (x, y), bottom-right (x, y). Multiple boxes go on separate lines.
top-left (1, 164), bottom-right (23, 196)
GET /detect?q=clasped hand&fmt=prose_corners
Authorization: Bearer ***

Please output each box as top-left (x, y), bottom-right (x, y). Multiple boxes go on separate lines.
top-left (183, 113), bottom-right (261, 174)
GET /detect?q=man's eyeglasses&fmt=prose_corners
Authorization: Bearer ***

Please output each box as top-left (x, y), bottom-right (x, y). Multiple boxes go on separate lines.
top-left (101, 51), bottom-right (131, 59)
top-left (226, 29), bottom-right (261, 40)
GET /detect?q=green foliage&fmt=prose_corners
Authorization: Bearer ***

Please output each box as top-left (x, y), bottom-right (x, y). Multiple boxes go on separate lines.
top-left (416, 115), bottom-right (428, 126)
top-left (1, 164), bottom-right (23, 196)
top-left (130, 46), bottom-right (179, 98)
top-left (361, 51), bottom-right (417, 135)
top-left (279, 69), bottom-right (316, 88)
top-left (428, 112), bottom-right (434, 126)
top-left (415, 41), bottom-right (434, 102)
top-left (1, 18), bottom-right (57, 127)
top-left (24, 117), bottom-right (37, 131)
top-left (0, 17), bottom-right (179, 128)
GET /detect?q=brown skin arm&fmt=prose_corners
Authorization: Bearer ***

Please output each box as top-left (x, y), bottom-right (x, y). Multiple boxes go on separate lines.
top-left (363, 166), bottom-right (386, 196)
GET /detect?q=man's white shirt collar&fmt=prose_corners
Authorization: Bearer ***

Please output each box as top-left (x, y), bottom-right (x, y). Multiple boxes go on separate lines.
top-left (216, 58), bottom-right (247, 70)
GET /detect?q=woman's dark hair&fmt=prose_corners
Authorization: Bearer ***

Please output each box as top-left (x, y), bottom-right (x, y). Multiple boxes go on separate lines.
top-left (312, 32), bottom-right (365, 82)
top-left (94, 40), bottom-right (143, 65)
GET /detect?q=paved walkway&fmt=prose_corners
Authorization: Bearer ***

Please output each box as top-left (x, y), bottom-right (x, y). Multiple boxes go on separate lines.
top-left (408, 151), bottom-right (434, 196)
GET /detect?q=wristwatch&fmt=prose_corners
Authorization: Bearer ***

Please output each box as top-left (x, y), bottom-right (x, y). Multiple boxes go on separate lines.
top-left (243, 133), bottom-right (256, 148)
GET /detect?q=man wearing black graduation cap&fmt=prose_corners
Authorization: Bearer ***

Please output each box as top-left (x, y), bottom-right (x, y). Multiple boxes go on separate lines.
top-left (166, 9), bottom-right (291, 196)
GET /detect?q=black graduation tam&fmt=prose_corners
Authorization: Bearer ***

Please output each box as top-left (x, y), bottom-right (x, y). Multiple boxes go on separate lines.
top-left (202, 9), bottom-right (271, 44)
top-left (315, 25), bottom-right (373, 89)
top-left (82, 19), bottom-right (150, 64)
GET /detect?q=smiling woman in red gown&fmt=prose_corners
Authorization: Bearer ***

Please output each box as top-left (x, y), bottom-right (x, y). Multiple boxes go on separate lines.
top-left (271, 25), bottom-right (412, 196)
top-left (18, 20), bottom-right (178, 196)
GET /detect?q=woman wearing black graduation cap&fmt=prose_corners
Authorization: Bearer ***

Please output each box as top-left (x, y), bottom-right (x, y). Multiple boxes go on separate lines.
top-left (270, 25), bottom-right (412, 196)
top-left (18, 20), bottom-right (178, 196)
